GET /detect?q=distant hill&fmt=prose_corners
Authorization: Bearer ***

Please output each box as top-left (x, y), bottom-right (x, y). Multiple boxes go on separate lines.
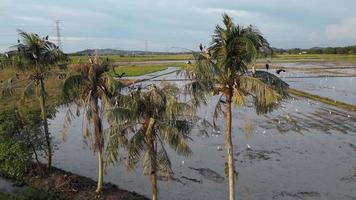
top-left (71, 48), bottom-right (188, 56)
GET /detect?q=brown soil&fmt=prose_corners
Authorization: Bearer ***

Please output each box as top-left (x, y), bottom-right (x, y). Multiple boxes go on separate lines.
top-left (22, 164), bottom-right (149, 200)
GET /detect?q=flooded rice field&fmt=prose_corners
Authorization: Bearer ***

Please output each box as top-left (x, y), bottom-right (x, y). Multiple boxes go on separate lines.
top-left (51, 63), bottom-right (355, 200)
top-left (275, 62), bottom-right (356, 104)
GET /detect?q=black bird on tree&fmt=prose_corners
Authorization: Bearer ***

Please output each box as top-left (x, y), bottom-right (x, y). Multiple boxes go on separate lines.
top-left (265, 63), bottom-right (269, 70)
top-left (276, 69), bottom-right (286, 74)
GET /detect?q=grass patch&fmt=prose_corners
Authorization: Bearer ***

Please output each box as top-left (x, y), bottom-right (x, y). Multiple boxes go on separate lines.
top-left (70, 53), bottom-right (356, 64)
top-left (113, 65), bottom-right (169, 77)
top-left (256, 54), bottom-right (356, 63)
top-left (288, 88), bottom-right (356, 111)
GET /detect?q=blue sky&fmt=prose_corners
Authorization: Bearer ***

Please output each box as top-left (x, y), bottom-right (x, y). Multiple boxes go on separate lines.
top-left (1, 0), bottom-right (356, 53)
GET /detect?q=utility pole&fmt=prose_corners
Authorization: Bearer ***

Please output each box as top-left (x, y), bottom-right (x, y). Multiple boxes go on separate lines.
top-left (145, 40), bottom-right (148, 55)
top-left (55, 20), bottom-right (62, 50)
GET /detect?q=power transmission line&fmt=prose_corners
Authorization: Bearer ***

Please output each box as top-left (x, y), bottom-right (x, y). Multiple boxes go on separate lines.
top-left (55, 20), bottom-right (62, 50)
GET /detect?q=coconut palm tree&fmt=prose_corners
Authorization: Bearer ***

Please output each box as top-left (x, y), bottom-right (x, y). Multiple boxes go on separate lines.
top-left (181, 14), bottom-right (289, 200)
top-left (107, 83), bottom-right (193, 200)
top-left (61, 56), bottom-right (123, 194)
top-left (1, 30), bottom-right (66, 170)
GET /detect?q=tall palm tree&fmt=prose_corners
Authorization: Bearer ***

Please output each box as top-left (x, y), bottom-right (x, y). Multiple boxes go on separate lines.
top-left (181, 14), bottom-right (289, 200)
top-left (107, 83), bottom-right (193, 200)
top-left (62, 57), bottom-right (123, 194)
top-left (1, 30), bottom-right (66, 170)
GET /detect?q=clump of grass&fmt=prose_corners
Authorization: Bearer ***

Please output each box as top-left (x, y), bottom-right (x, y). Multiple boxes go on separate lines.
top-left (288, 88), bottom-right (356, 111)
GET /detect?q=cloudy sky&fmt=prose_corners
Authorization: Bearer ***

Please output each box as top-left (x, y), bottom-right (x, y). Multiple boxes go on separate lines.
top-left (1, 0), bottom-right (355, 53)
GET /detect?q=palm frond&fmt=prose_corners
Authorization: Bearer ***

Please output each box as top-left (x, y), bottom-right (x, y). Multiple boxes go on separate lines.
top-left (253, 70), bottom-right (289, 97)
top-left (61, 74), bottom-right (83, 103)
top-left (21, 81), bottom-right (35, 99)
top-left (127, 130), bottom-right (146, 170)
top-left (156, 147), bottom-right (173, 176)
top-left (213, 94), bottom-right (225, 128)
top-left (239, 75), bottom-right (282, 114)
top-left (158, 123), bottom-right (192, 157)
top-left (105, 123), bottom-right (129, 167)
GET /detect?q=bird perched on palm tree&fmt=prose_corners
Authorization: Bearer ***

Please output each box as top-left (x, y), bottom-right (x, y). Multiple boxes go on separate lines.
top-left (181, 14), bottom-right (289, 200)
top-left (107, 83), bottom-right (193, 200)
top-left (0, 30), bottom-right (66, 170)
top-left (61, 56), bottom-right (124, 194)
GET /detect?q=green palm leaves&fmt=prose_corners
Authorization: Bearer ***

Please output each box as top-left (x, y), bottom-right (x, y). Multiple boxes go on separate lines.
top-left (16, 30), bottom-right (66, 70)
top-left (181, 13), bottom-right (289, 200)
top-left (1, 30), bottom-right (66, 170)
top-left (62, 57), bottom-right (124, 194)
top-left (107, 84), bottom-right (193, 200)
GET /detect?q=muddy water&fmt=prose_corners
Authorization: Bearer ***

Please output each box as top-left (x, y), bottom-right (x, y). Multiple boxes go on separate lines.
top-left (50, 65), bottom-right (356, 200)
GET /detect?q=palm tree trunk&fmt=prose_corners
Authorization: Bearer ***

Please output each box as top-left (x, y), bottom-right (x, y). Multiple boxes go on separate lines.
top-left (225, 89), bottom-right (235, 200)
top-left (93, 101), bottom-right (104, 194)
top-left (39, 79), bottom-right (52, 170)
top-left (150, 144), bottom-right (158, 200)
top-left (96, 149), bottom-right (104, 194)
top-left (147, 118), bottom-right (158, 200)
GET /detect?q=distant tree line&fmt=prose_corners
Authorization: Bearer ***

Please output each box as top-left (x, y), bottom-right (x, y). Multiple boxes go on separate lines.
top-left (272, 45), bottom-right (356, 55)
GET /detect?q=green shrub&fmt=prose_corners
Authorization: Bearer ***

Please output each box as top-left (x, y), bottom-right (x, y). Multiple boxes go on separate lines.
top-left (0, 110), bottom-right (46, 178)
top-left (0, 140), bottom-right (31, 177)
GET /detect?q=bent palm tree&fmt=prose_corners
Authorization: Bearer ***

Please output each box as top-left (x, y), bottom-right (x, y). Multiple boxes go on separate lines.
top-left (181, 14), bottom-right (289, 200)
top-left (1, 30), bottom-right (65, 169)
top-left (107, 83), bottom-right (193, 200)
top-left (62, 57), bottom-right (123, 194)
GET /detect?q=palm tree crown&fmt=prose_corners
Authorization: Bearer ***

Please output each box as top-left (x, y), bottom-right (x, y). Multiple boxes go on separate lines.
top-left (107, 83), bottom-right (193, 200)
top-left (15, 30), bottom-right (66, 73)
top-left (1, 30), bottom-right (66, 170)
top-left (62, 56), bottom-right (123, 194)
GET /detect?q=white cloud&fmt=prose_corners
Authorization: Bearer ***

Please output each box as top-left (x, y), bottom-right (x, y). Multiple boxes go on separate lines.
top-left (202, 8), bottom-right (259, 19)
top-left (325, 17), bottom-right (356, 40)
top-left (1, 0), bottom-right (356, 52)
top-left (13, 16), bottom-right (51, 24)
top-left (47, 36), bottom-right (172, 52)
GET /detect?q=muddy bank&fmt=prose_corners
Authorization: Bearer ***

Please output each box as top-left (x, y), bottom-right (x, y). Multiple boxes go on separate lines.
top-left (1, 165), bottom-right (148, 200)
